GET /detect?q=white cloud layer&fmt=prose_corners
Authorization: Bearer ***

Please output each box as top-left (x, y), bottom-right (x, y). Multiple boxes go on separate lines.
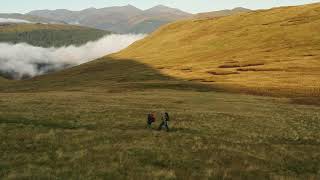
top-left (0, 18), bottom-right (32, 23)
top-left (0, 34), bottom-right (146, 79)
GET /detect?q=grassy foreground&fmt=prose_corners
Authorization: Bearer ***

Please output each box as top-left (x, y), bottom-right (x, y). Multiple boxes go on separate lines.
top-left (0, 3), bottom-right (320, 179)
top-left (0, 90), bottom-right (320, 179)
top-left (0, 58), bottom-right (320, 179)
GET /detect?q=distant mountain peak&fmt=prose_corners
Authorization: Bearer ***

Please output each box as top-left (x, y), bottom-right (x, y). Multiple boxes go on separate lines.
top-left (232, 7), bottom-right (251, 11)
top-left (27, 4), bottom-right (191, 33)
top-left (125, 4), bottom-right (136, 8)
top-left (145, 4), bottom-right (192, 16)
top-left (153, 5), bottom-right (170, 8)
top-left (147, 5), bottom-right (174, 11)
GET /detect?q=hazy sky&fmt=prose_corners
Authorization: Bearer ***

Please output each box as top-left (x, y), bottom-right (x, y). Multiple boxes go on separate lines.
top-left (1, 0), bottom-right (320, 13)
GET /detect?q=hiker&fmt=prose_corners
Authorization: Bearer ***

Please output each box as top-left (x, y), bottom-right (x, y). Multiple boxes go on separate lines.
top-left (158, 112), bottom-right (170, 131)
top-left (147, 112), bottom-right (156, 128)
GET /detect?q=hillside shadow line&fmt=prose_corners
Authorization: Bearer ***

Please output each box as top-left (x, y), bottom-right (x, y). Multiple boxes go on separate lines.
top-left (0, 56), bottom-right (220, 93)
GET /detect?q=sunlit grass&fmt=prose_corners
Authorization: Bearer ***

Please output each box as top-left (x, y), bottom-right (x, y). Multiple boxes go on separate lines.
top-left (0, 90), bottom-right (319, 179)
top-left (114, 3), bottom-right (320, 98)
top-left (0, 3), bottom-right (320, 179)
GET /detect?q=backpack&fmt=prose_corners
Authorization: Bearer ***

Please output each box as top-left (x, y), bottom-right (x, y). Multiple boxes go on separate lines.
top-left (151, 114), bottom-right (156, 122)
top-left (165, 113), bottom-right (170, 121)
top-left (148, 114), bottom-right (155, 123)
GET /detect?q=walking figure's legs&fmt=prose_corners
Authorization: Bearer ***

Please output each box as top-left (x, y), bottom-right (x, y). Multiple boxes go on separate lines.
top-left (165, 121), bottom-right (169, 131)
top-left (147, 121), bottom-right (152, 129)
top-left (158, 122), bottom-right (164, 130)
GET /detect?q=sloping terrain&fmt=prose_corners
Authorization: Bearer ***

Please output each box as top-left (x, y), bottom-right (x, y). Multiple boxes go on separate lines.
top-left (2, 3), bottom-right (320, 97)
top-left (1, 85), bottom-right (319, 179)
top-left (0, 57), bottom-right (212, 92)
top-left (0, 3), bottom-right (320, 179)
top-left (28, 5), bottom-right (192, 33)
top-left (128, 19), bottom-right (171, 34)
top-left (194, 7), bottom-right (251, 19)
top-left (2, 3), bottom-right (320, 98)
top-left (0, 76), bottom-right (7, 82)
top-left (0, 57), bottom-right (320, 179)
top-left (113, 3), bottom-right (320, 98)
top-left (0, 23), bottom-right (110, 47)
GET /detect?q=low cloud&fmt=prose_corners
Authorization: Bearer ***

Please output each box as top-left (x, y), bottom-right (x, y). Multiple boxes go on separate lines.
top-left (0, 34), bottom-right (146, 79)
top-left (0, 18), bottom-right (32, 23)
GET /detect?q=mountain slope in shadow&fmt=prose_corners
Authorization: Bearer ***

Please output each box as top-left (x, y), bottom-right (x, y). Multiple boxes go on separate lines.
top-left (2, 3), bottom-right (320, 105)
top-left (0, 57), bottom-right (215, 93)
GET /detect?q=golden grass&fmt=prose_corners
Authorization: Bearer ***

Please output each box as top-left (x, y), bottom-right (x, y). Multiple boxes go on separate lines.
top-left (112, 3), bottom-right (320, 97)
top-left (0, 89), bottom-right (320, 179)
top-left (194, 8), bottom-right (251, 19)
top-left (0, 4), bottom-right (320, 178)
top-left (0, 3), bottom-right (319, 104)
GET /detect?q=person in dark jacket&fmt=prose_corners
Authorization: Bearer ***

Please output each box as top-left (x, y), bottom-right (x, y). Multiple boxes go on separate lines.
top-left (158, 112), bottom-right (170, 131)
top-left (147, 112), bottom-right (156, 129)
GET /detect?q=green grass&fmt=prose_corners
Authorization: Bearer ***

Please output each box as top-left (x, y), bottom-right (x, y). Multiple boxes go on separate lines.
top-left (0, 23), bottom-right (110, 47)
top-left (0, 57), bottom-right (319, 179)
top-left (0, 3), bottom-right (320, 179)
top-left (0, 90), bottom-right (319, 179)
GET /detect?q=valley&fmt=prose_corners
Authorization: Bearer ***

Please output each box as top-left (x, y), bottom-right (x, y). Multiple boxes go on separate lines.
top-left (0, 2), bottom-right (319, 179)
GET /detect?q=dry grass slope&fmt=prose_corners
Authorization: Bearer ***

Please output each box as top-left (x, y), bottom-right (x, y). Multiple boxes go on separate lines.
top-left (194, 7), bottom-right (251, 19)
top-left (113, 3), bottom-right (320, 98)
top-left (0, 4), bottom-right (320, 179)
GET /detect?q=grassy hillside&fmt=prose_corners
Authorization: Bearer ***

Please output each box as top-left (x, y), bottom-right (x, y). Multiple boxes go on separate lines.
top-left (194, 7), bottom-right (251, 19)
top-left (0, 76), bottom-right (7, 82)
top-left (0, 58), bottom-right (320, 179)
top-left (0, 57), bottom-right (212, 92)
top-left (0, 3), bottom-right (319, 179)
top-left (128, 19), bottom-right (171, 34)
top-left (114, 3), bottom-right (320, 98)
top-left (0, 23), bottom-right (110, 47)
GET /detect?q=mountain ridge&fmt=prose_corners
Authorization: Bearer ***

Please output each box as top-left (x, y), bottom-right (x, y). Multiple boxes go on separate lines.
top-left (28, 5), bottom-right (192, 33)
top-left (0, 13), bottom-right (65, 24)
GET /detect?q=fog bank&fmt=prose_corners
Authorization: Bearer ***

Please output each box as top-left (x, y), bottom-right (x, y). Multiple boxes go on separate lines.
top-left (0, 18), bottom-right (32, 23)
top-left (0, 34), bottom-right (146, 79)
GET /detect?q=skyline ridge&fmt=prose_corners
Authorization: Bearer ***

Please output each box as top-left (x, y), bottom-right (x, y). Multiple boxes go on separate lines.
top-left (27, 4), bottom-right (190, 14)
top-left (1, 0), bottom-right (319, 14)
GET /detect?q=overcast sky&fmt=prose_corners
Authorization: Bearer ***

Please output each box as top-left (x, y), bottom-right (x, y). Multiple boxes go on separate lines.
top-left (1, 0), bottom-right (320, 13)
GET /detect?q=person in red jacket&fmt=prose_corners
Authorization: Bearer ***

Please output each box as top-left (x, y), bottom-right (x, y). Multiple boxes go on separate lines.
top-left (147, 112), bottom-right (156, 129)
